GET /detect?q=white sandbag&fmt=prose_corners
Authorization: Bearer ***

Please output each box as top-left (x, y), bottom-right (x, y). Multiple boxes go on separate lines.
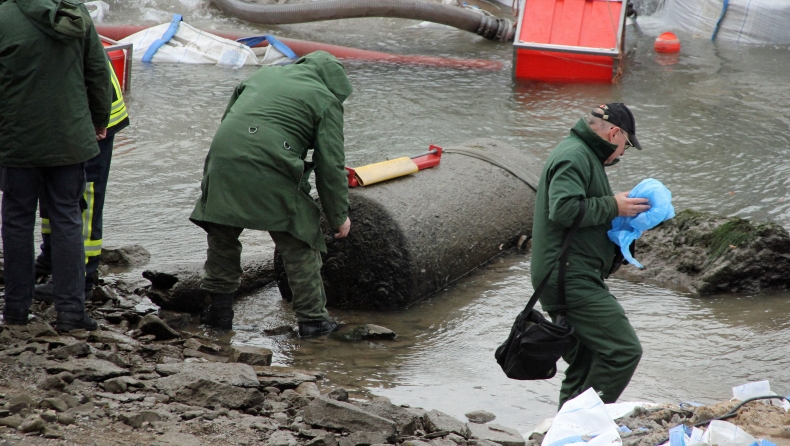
top-left (119, 20), bottom-right (259, 66)
top-left (542, 388), bottom-right (622, 446)
top-left (662, 0), bottom-right (790, 44)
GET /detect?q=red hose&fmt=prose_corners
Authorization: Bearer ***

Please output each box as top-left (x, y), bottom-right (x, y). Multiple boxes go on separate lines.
top-left (95, 25), bottom-right (503, 70)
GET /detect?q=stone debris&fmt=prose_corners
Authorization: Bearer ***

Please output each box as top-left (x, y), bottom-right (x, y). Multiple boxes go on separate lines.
top-left (0, 278), bottom-right (532, 446)
top-left (465, 410), bottom-right (496, 424)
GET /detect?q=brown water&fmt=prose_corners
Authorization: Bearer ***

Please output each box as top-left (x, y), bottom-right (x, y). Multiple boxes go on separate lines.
top-left (88, 0), bottom-right (790, 434)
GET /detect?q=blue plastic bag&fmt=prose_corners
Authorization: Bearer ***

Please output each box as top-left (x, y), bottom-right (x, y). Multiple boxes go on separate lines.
top-left (607, 178), bottom-right (675, 269)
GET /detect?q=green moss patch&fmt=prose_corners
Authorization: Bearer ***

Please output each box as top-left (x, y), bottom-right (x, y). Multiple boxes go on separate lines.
top-left (709, 218), bottom-right (758, 260)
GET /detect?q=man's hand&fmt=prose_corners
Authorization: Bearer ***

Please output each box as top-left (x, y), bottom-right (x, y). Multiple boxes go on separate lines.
top-left (334, 217), bottom-right (351, 238)
top-left (615, 191), bottom-right (651, 217)
top-left (95, 127), bottom-right (107, 141)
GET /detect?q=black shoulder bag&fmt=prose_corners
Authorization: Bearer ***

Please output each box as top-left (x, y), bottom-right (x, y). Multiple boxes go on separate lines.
top-left (494, 199), bottom-right (586, 380)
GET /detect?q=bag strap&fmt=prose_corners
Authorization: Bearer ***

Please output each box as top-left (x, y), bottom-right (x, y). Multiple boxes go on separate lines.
top-left (521, 199), bottom-right (587, 315)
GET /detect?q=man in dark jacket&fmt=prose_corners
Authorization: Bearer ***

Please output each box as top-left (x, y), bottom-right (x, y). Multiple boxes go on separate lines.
top-left (190, 51), bottom-right (352, 337)
top-left (531, 103), bottom-right (651, 408)
top-left (0, 0), bottom-right (111, 331)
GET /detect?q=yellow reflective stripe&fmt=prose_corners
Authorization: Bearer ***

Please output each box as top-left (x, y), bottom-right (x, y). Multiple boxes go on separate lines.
top-left (82, 182), bottom-right (95, 244)
top-left (41, 218), bottom-right (51, 235)
top-left (108, 61), bottom-right (127, 129)
top-left (85, 239), bottom-right (102, 258)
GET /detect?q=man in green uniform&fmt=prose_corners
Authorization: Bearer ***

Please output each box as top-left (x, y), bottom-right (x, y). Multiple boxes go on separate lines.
top-left (531, 103), bottom-right (651, 408)
top-left (190, 51), bottom-right (352, 337)
top-left (0, 0), bottom-right (111, 331)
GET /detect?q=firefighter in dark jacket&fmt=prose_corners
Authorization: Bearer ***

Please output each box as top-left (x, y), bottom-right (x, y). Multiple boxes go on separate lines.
top-left (531, 103), bottom-right (651, 407)
top-left (0, 0), bottom-right (112, 331)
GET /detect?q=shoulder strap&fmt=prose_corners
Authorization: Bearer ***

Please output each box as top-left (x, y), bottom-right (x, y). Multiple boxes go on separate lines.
top-left (521, 199), bottom-right (586, 315)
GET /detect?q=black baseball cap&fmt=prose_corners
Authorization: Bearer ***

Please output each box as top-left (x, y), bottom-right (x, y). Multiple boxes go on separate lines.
top-left (591, 103), bottom-right (642, 150)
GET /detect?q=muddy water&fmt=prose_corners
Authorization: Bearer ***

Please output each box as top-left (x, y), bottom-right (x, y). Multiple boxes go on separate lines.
top-left (92, 0), bottom-right (790, 434)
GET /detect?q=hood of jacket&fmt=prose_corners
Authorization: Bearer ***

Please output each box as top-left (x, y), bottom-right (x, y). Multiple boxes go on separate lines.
top-left (16, 0), bottom-right (91, 42)
top-left (569, 118), bottom-right (620, 166)
top-left (295, 50), bottom-right (353, 103)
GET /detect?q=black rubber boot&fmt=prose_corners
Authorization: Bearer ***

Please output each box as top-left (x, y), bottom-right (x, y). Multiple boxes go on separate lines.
top-left (207, 292), bottom-right (234, 330)
top-left (34, 279), bottom-right (55, 304)
top-left (298, 319), bottom-right (338, 339)
top-left (56, 311), bottom-right (98, 332)
top-left (3, 309), bottom-right (29, 326)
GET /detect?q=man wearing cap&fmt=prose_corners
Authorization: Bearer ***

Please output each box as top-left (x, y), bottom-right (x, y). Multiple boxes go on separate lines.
top-left (531, 103), bottom-right (651, 408)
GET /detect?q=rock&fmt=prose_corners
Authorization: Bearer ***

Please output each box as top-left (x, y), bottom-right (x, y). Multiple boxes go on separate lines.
top-left (173, 379), bottom-right (265, 410)
top-left (18, 414), bottom-right (45, 433)
top-left (266, 430), bottom-right (299, 446)
top-left (623, 210), bottom-right (790, 294)
top-left (183, 337), bottom-right (221, 354)
top-left (44, 358), bottom-right (130, 381)
top-left (254, 366), bottom-right (319, 389)
top-left (138, 314), bottom-right (180, 340)
top-left (282, 390), bottom-right (311, 409)
top-left (465, 410), bottom-right (496, 424)
top-left (42, 425), bottom-right (64, 439)
top-left (57, 413), bottom-right (76, 425)
top-left (183, 348), bottom-right (228, 363)
top-left (101, 244), bottom-right (150, 267)
top-left (306, 433), bottom-right (340, 446)
top-left (89, 329), bottom-right (139, 348)
top-left (358, 398), bottom-right (424, 436)
top-left (120, 410), bottom-right (171, 428)
top-left (228, 345), bottom-right (273, 366)
top-left (103, 377), bottom-right (129, 393)
top-left (49, 341), bottom-right (91, 359)
top-left (158, 310), bottom-right (192, 330)
top-left (467, 423), bottom-right (525, 446)
top-left (349, 324), bottom-right (397, 340)
top-left (37, 375), bottom-right (66, 391)
top-left (338, 432), bottom-right (390, 446)
top-left (0, 415), bottom-right (24, 429)
top-left (303, 397), bottom-right (397, 440)
top-left (264, 325), bottom-right (295, 336)
top-left (40, 410), bottom-right (58, 423)
top-left (39, 398), bottom-right (69, 412)
top-left (155, 362), bottom-right (260, 387)
top-left (327, 388), bottom-right (349, 402)
top-left (425, 410), bottom-right (471, 439)
top-left (295, 382), bottom-right (321, 398)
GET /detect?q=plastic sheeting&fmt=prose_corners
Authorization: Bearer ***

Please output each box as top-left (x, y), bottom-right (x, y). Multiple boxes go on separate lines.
top-left (119, 19), bottom-right (259, 67)
top-left (663, 0), bottom-right (790, 44)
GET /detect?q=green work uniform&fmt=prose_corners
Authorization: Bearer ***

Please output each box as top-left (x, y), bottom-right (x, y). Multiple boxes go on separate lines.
top-left (190, 51), bottom-right (352, 322)
top-left (531, 118), bottom-right (642, 408)
top-left (0, 0), bottom-right (112, 167)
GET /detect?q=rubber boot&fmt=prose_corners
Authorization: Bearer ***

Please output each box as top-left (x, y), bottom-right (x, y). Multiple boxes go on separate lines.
top-left (3, 309), bottom-right (30, 326)
top-left (34, 279), bottom-right (55, 304)
top-left (56, 311), bottom-right (98, 332)
top-left (298, 319), bottom-right (338, 339)
top-left (207, 292), bottom-right (234, 330)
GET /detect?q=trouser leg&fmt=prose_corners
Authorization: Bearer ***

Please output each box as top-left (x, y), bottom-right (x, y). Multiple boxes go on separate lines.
top-left (554, 295), bottom-right (642, 408)
top-left (269, 231), bottom-right (329, 322)
top-left (200, 222), bottom-right (244, 294)
top-left (43, 164), bottom-right (87, 313)
top-left (83, 134), bottom-right (114, 292)
top-left (1, 167), bottom-right (41, 316)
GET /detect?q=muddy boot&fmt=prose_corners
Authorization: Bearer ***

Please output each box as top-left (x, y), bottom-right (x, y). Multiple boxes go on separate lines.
top-left (56, 311), bottom-right (98, 332)
top-left (3, 309), bottom-right (29, 326)
top-left (298, 319), bottom-right (338, 339)
top-left (207, 292), bottom-right (234, 330)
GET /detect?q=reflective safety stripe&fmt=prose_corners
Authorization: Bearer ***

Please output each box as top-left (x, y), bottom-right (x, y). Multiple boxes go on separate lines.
top-left (41, 218), bottom-right (51, 234)
top-left (85, 239), bottom-right (102, 258)
top-left (108, 61), bottom-right (128, 129)
top-left (82, 181), bottom-right (95, 247)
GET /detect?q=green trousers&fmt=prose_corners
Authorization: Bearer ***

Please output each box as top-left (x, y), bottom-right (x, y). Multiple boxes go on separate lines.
top-left (200, 222), bottom-right (330, 322)
top-left (551, 294), bottom-right (642, 408)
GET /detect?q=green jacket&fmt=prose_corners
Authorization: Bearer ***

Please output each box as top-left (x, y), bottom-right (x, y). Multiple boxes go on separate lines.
top-left (0, 0), bottom-right (111, 167)
top-left (531, 119), bottom-right (620, 311)
top-left (190, 51), bottom-right (353, 253)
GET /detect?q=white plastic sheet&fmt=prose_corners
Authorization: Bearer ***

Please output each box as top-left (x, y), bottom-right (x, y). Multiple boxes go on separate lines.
top-left (542, 389), bottom-right (622, 446)
top-left (119, 21), bottom-right (259, 66)
top-left (662, 0), bottom-right (790, 44)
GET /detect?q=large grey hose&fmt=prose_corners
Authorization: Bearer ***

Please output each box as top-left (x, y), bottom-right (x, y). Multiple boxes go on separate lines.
top-left (210, 0), bottom-right (515, 42)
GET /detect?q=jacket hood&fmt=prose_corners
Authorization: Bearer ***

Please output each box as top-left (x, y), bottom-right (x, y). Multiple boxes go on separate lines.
top-left (295, 51), bottom-right (353, 103)
top-left (16, 0), bottom-right (91, 42)
top-left (570, 118), bottom-right (620, 166)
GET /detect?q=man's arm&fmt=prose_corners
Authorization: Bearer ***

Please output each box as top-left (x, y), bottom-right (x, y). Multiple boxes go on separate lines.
top-left (313, 101), bottom-right (350, 235)
top-left (82, 19), bottom-right (111, 131)
top-left (546, 157), bottom-right (618, 228)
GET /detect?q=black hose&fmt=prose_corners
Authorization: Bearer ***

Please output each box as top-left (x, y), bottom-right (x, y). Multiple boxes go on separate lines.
top-left (210, 0), bottom-right (515, 41)
top-left (654, 395), bottom-right (790, 446)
